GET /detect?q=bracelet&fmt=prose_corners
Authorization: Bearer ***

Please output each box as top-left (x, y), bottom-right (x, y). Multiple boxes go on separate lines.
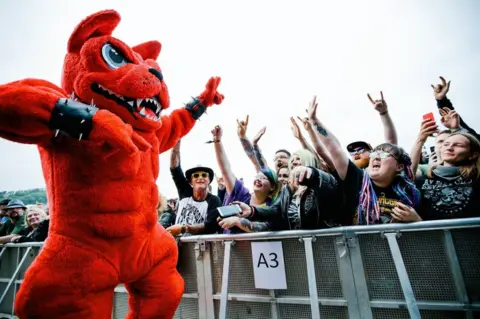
top-left (380, 111), bottom-right (388, 116)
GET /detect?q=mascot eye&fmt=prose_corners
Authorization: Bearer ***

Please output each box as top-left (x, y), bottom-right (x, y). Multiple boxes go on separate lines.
top-left (101, 43), bottom-right (128, 69)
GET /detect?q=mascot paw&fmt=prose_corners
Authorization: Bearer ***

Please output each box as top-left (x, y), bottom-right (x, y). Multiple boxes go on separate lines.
top-left (90, 110), bottom-right (152, 153)
top-left (199, 76), bottom-right (224, 107)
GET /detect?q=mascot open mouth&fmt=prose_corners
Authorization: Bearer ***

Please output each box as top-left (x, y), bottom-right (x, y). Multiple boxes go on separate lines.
top-left (91, 83), bottom-right (162, 121)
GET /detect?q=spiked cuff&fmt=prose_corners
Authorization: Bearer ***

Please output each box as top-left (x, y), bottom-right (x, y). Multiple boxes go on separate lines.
top-left (49, 98), bottom-right (98, 141)
top-left (185, 97), bottom-right (206, 120)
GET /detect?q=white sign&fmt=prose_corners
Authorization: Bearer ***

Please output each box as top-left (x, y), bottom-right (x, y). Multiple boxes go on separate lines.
top-left (251, 241), bottom-right (287, 290)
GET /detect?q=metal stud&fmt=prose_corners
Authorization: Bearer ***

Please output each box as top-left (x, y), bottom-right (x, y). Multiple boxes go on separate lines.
top-left (80, 119), bottom-right (85, 124)
top-left (78, 133), bottom-right (83, 141)
top-left (55, 129), bottom-right (60, 137)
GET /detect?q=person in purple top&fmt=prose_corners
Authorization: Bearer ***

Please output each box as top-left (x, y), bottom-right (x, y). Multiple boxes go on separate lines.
top-left (210, 125), bottom-right (279, 233)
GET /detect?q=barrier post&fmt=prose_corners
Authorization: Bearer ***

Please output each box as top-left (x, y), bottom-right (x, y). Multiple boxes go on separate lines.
top-left (343, 231), bottom-right (372, 319)
top-left (218, 240), bottom-right (234, 319)
top-left (301, 236), bottom-right (321, 319)
top-left (443, 230), bottom-right (473, 319)
top-left (384, 232), bottom-right (421, 318)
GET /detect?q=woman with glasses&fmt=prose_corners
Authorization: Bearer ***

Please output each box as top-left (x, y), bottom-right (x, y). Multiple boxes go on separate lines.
top-left (210, 125), bottom-right (279, 233)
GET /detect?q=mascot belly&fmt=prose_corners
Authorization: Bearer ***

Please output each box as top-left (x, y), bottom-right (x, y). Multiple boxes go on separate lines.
top-left (0, 9), bottom-right (224, 319)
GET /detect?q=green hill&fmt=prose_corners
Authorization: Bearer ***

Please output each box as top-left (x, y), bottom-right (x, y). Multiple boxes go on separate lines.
top-left (0, 188), bottom-right (47, 205)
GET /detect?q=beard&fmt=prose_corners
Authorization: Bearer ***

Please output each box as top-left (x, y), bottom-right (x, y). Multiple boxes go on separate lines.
top-left (354, 157), bottom-right (370, 169)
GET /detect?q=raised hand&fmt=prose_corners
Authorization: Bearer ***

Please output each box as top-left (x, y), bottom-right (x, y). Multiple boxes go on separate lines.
top-left (431, 76), bottom-right (451, 100)
top-left (439, 107), bottom-right (460, 129)
top-left (211, 125), bottom-right (223, 141)
top-left (367, 91), bottom-right (388, 114)
top-left (306, 95), bottom-right (318, 120)
top-left (290, 117), bottom-right (302, 139)
top-left (236, 115), bottom-right (249, 138)
top-left (417, 118), bottom-right (439, 143)
top-left (198, 77), bottom-right (224, 107)
top-left (296, 116), bottom-right (312, 131)
top-left (252, 126), bottom-right (266, 145)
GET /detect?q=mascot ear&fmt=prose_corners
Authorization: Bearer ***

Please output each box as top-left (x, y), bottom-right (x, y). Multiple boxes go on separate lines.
top-left (132, 41), bottom-right (162, 61)
top-left (68, 10), bottom-right (121, 53)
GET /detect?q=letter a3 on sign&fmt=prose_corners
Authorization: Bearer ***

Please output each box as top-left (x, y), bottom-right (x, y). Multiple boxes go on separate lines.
top-left (251, 241), bottom-right (287, 290)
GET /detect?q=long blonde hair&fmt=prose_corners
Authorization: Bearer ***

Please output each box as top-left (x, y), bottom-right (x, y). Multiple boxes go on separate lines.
top-left (428, 132), bottom-right (480, 181)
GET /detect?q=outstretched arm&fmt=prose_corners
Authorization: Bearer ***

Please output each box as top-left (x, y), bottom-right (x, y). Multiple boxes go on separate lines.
top-left (431, 76), bottom-right (479, 139)
top-left (236, 115), bottom-right (262, 172)
top-left (0, 79), bottom-right (66, 145)
top-left (169, 140), bottom-right (192, 199)
top-left (0, 78), bottom-right (152, 155)
top-left (306, 100), bottom-right (349, 180)
top-left (211, 125), bottom-right (237, 194)
top-left (157, 77), bottom-right (224, 153)
top-left (367, 92), bottom-right (398, 145)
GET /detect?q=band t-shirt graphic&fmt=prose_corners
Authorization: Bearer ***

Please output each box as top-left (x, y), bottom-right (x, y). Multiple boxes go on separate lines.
top-left (342, 161), bottom-right (416, 225)
top-left (175, 198), bottom-right (209, 226)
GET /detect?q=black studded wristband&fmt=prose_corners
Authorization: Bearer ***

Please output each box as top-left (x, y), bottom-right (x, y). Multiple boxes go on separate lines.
top-left (49, 98), bottom-right (98, 141)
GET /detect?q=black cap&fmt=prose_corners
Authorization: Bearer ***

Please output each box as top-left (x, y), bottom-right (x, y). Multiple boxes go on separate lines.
top-left (347, 141), bottom-right (373, 152)
top-left (185, 166), bottom-right (214, 184)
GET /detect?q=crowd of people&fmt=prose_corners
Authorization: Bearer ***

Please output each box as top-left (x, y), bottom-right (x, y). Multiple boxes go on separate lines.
top-left (1, 76), bottom-right (478, 244)
top-left (158, 76), bottom-right (480, 237)
top-left (0, 199), bottom-right (49, 244)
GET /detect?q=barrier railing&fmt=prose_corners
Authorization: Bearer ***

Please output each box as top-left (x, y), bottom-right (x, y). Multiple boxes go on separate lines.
top-left (0, 218), bottom-right (479, 319)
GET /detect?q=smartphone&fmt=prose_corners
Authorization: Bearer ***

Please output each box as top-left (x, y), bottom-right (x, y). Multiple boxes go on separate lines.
top-left (423, 112), bottom-right (435, 122)
top-left (429, 146), bottom-right (435, 153)
top-left (217, 205), bottom-right (242, 218)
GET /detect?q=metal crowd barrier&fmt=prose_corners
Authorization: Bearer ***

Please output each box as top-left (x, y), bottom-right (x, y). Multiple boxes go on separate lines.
top-left (0, 218), bottom-right (479, 319)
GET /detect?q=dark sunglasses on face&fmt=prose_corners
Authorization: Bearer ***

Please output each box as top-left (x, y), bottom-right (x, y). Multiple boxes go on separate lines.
top-left (193, 172), bottom-right (209, 179)
top-left (349, 148), bottom-right (365, 156)
top-left (278, 174), bottom-right (289, 178)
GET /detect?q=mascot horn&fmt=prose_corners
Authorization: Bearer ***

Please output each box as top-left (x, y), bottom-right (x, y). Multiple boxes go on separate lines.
top-left (0, 9), bottom-right (224, 319)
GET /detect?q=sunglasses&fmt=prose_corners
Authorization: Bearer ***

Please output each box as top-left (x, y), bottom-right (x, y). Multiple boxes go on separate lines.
top-left (369, 151), bottom-right (396, 160)
top-left (278, 174), bottom-right (289, 178)
top-left (349, 148), bottom-right (365, 156)
top-left (192, 172), bottom-right (209, 179)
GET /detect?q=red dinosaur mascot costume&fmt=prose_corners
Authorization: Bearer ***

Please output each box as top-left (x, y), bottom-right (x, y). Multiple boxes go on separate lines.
top-left (0, 9), bottom-right (223, 319)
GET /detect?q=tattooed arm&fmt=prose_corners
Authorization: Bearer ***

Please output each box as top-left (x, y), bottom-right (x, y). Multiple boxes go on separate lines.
top-left (253, 144), bottom-right (270, 170)
top-left (238, 218), bottom-right (271, 233)
top-left (240, 137), bottom-right (262, 172)
top-left (309, 118), bottom-right (349, 180)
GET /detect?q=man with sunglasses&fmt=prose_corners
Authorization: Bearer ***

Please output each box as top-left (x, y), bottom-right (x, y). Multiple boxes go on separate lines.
top-left (166, 141), bottom-right (222, 237)
top-left (347, 141), bottom-right (373, 169)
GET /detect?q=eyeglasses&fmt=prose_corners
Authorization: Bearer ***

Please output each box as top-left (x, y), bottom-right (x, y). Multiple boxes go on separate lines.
top-left (254, 175), bottom-right (269, 181)
top-left (349, 148), bottom-right (365, 156)
top-left (369, 151), bottom-right (396, 160)
top-left (192, 172), bottom-right (209, 179)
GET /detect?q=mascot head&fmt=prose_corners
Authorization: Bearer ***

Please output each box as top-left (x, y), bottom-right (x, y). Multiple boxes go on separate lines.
top-left (62, 10), bottom-right (169, 131)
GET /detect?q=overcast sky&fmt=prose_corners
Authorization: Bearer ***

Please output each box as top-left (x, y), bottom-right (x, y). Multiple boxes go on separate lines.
top-left (0, 0), bottom-right (479, 199)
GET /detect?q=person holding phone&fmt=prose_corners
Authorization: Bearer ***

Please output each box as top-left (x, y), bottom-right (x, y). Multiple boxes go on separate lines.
top-left (210, 125), bottom-right (279, 233)
top-left (165, 140), bottom-right (222, 237)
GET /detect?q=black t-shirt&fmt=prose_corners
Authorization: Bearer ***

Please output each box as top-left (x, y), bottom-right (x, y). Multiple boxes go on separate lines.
top-left (417, 168), bottom-right (480, 220)
top-left (343, 161), bottom-right (417, 225)
top-left (170, 165), bottom-right (222, 234)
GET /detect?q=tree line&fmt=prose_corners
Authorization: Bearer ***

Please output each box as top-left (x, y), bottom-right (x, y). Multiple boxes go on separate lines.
top-left (0, 188), bottom-right (47, 205)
